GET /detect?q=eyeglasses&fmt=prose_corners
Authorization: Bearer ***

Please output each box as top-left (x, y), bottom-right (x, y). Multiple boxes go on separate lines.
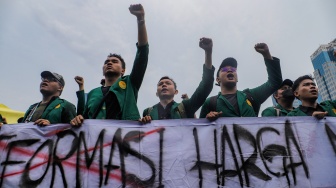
top-left (41, 77), bottom-right (59, 83)
top-left (220, 67), bottom-right (237, 72)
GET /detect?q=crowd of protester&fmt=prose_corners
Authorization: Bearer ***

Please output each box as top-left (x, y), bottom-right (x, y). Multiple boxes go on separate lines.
top-left (1, 4), bottom-right (336, 128)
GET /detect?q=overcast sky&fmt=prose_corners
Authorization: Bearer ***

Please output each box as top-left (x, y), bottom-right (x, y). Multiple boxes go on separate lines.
top-left (0, 0), bottom-right (335, 117)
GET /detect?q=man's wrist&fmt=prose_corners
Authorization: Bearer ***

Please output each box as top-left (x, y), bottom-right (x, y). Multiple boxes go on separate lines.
top-left (263, 53), bottom-right (272, 60)
top-left (205, 49), bottom-right (212, 54)
top-left (137, 15), bottom-right (145, 21)
top-left (137, 19), bottom-right (145, 25)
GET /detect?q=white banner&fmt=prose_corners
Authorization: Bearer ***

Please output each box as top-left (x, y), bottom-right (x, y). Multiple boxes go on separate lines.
top-left (0, 117), bottom-right (335, 188)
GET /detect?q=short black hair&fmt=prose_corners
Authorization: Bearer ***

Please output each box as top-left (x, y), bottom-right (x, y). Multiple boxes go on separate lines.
top-left (107, 53), bottom-right (126, 69)
top-left (158, 76), bottom-right (177, 89)
top-left (292, 75), bottom-right (314, 92)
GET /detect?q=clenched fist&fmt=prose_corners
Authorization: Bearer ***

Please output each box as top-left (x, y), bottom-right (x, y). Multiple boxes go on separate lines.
top-left (74, 76), bottom-right (84, 90)
top-left (254, 43), bottom-right (272, 60)
top-left (129, 4), bottom-right (145, 19)
top-left (199, 37), bottom-right (213, 52)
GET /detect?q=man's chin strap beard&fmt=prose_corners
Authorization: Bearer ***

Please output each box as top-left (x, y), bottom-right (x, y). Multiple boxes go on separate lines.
top-left (282, 96), bottom-right (295, 103)
top-left (223, 82), bottom-right (236, 89)
top-left (282, 89), bottom-right (295, 103)
top-left (105, 71), bottom-right (121, 78)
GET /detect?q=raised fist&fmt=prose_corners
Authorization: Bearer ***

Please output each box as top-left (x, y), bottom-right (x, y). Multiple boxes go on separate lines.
top-left (254, 43), bottom-right (272, 59)
top-left (74, 76), bottom-right (84, 90)
top-left (254, 43), bottom-right (269, 54)
top-left (199, 37), bottom-right (213, 52)
top-left (129, 4), bottom-right (145, 18)
top-left (75, 76), bottom-right (84, 85)
top-left (181, 93), bottom-right (189, 100)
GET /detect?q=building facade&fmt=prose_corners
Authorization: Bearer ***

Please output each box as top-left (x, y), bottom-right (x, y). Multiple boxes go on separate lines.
top-left (311, 39), bottom-right (336, 102)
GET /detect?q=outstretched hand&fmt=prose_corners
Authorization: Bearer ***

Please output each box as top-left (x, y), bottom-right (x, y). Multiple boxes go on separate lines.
top-left (129, 4), bottom-right (145, 19)
top-left (199, 37), bottom-right (213, 52)
top-left (254, 43), bottom-right (272, 59)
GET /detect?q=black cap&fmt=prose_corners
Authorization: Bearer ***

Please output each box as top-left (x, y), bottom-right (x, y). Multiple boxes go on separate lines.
top-left (41, 71), bottom-right (65, 86)
top-left (280, 79), bottom-right (293, 88)
top-left (217, 57), bottom-right (238, 77)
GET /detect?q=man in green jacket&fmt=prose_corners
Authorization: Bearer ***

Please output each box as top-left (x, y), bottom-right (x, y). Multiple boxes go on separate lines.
top-left (200, 43), bottom-right (282, 119)
top-left (287, 75), bottom-right (336, 118)
top-left (262, 79), bottom-right (295, 117)
top-left (139, 38), bottom-right (214, 123)
top-left (71, 4), bottom-right (149, 126)
top-left (22, 71), bottom-right (76, 126)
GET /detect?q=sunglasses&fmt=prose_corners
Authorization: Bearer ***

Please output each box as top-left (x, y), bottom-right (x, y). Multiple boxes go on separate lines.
top-left (220, 67), bottom-right (237, 72)
top-left (41, 77), bottom-right (59, 83)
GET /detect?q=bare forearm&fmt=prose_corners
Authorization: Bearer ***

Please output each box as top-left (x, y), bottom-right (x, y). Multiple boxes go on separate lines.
top-left (204, 50), bottom-right (212, 69)
top-left (137, 15), bottom-right (148, 46)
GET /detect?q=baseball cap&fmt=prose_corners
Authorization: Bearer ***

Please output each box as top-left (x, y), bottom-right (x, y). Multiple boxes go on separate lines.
top-left (280, 79), bottom-right (293, 88)
top-left (41, 71), bottom-right (65, 86)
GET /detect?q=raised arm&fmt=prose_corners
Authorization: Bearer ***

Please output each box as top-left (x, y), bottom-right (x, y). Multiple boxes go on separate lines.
top-left (182, 37), bottom-right (215, 117)
top-left (248, 43), bottom-right (282, 107)
top-left (129, 4), bottom-right (149, 90)
top-left (199, 37), bottom-right (213, 69)
top-left (129, 4), bottom-right (147, 46)
top-left (75, 76), bottom-right (85, 115)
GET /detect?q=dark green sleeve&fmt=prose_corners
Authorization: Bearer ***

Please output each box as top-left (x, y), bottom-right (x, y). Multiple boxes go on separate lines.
top-left (61, 102), bottom-right (77, 123)
top-left (130, 43), bottom-right (149, 91)
top-left (182, 65), bottom-right (215, 118)
top-left (76, 90), bottom-right (85, 115)
top-left (143, 108), bottom-right (149, 117)
top-left (261, 107), bottom-right (277, 117)
top-left (248, 57), bottom-right (282, 107)
top-left (199, 98), bottom-right (211, 118)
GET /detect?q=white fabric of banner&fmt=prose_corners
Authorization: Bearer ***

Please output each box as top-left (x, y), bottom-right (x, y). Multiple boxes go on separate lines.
top-left (0, 117), bottom-right (335, 188)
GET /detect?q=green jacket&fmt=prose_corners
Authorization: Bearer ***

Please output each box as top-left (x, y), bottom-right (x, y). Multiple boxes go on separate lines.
top-left (83, 43), bottom-right (149, 120)
top-left (22, 97), bottom-right (76, 124)
top-left (144, 65), bottom-right (215, 119)
top-left (287, 100), bottom-right (336, 117)
top-left (200, 57), bottom-right (282, 117)
top-left (76, 90), bottom-right (85, 115)
top-left (261, 104), bottom-right (292, 117)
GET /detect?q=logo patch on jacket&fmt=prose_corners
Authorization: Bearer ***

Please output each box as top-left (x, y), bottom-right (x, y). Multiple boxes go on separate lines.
top-left (119, 81), bottom-right (126, 89)
top-left (55, 104), bottom-right (61, 109)
top-left (246, 99), bottom-right (252, 107)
